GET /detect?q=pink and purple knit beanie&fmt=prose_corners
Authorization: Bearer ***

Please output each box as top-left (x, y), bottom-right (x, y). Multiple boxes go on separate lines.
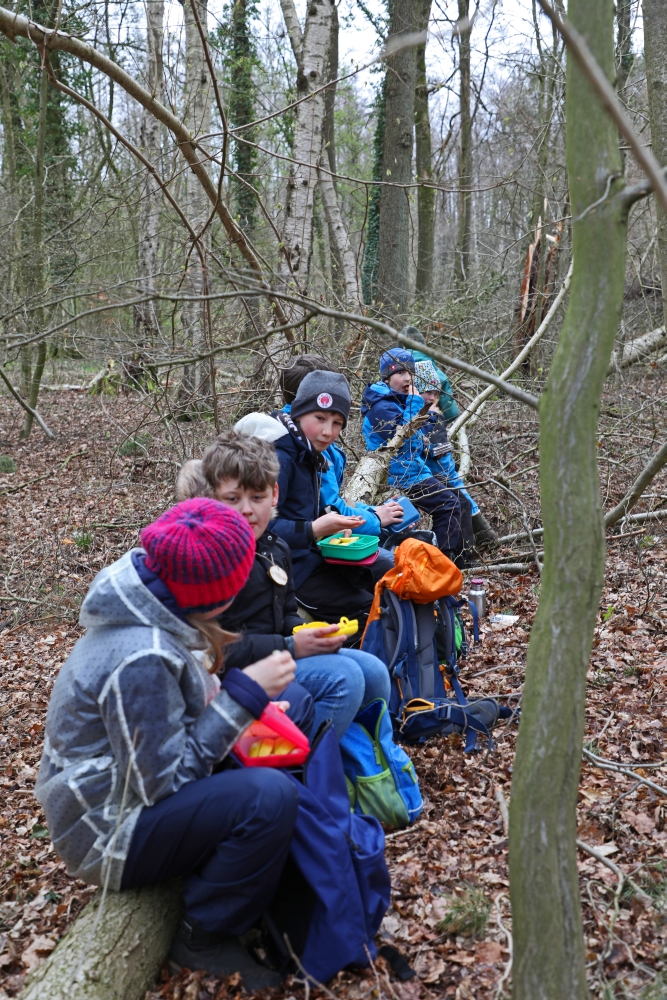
top-left (141, 498), bottom-right (255, 610)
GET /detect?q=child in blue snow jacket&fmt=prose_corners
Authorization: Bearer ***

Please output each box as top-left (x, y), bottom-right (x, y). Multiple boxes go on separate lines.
top-left (361, 349), bottom-right (468, 565)
top-left (36, 499), bottom-right (317, 988)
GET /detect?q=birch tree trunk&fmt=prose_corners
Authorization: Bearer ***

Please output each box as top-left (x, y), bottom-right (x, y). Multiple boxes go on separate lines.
top-left (376, 0), bottom-right (416, 316)
top-left (180, 0), bottom-right (212, 410)
top-left (134, 0), bottom-right (163, 344)
top-left (454, 0), bottom-right (472, 286)
top-left (508, 0), bottom-right (628, 996)
top-left (643, 0), bottom-right (667, 333)
top-left (278, 0), bottom-right (335, 300)
top-left (414, 0), bottom-right (434, 296)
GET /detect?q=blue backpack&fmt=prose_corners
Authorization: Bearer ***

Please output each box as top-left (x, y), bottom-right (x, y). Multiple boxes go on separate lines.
top-left (362, 589), bottom-right (507, 752)
top-left (340, 698), bottom-right (423, 828)
top-left (261, 724), bottom-right (391, 982)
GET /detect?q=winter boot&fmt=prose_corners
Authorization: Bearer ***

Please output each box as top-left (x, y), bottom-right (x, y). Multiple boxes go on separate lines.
top-left (169, 919), bottom-right (284, 989)
top-left (472, 512), bottom-right (498, 551)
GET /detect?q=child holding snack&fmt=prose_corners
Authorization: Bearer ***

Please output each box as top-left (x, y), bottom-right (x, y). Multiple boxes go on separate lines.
top-left (177, 431), bottom-right (390, 738)
top-left (36, 499), bottom-right (313, 987)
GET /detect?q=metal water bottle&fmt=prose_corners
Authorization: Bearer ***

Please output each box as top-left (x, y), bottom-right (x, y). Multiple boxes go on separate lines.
top-left (468, 578), bottom-right (487, 619)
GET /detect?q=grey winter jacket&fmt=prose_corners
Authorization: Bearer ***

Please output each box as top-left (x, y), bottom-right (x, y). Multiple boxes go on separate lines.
top-left (35, 550), bottom-right (254, 891)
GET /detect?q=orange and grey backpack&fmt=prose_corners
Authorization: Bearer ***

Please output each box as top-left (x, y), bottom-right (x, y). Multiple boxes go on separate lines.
top-left (361, 538), bottom-right (509, 752)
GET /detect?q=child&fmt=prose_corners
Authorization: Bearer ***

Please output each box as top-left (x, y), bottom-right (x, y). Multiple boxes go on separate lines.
top-left (361, 349), bottom-right (466, 564)
top-left (269, 369), bottom-right (380, 623)
top-left (414, 359), bottom-right (475, 562)
top-left (188, 431), bottom-right (390, 738)
top-left (279, 355), bottom-right (404, 542)
top-left (36, 499), bottom-right (312, 987)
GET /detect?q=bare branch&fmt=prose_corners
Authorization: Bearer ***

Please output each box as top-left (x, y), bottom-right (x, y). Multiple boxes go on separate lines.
top-left (604, 440), bottom-right (667, 528)
top-left (0, 368), bottom-right (55, 438)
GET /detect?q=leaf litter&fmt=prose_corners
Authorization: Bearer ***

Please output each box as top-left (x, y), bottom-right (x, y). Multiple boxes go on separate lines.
top-left (0, 385), bottom-right (665, 999)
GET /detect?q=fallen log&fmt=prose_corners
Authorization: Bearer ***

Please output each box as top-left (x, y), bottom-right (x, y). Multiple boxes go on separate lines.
top-left (20, 881), bottom-right (182, 1000)
top-left (608, 325), bottom-right (666, 372)
top-left (344, 402), bottom-right (431, 504)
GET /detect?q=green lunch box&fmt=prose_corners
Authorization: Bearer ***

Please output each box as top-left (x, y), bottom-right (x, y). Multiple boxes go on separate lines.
top-left (317, 533), bottom-right (379, 561)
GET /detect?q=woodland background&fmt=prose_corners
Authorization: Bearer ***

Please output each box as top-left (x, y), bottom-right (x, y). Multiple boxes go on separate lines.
top-left (1, 0), bottom-right (667, 997)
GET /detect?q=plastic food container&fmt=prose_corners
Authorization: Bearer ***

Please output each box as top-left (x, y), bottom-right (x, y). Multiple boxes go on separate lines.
top-left (317, 533), bottom-right (379, 561)
top-left (293, 616), bottom-right (359, 638)
top-left (382, 496), bottom-right (421, 535)
top-left (233, 702), bottom-right (310, 768)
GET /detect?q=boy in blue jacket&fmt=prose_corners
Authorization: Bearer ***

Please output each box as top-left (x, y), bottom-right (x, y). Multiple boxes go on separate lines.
top-left (361, 349), bottom-right (467, 564)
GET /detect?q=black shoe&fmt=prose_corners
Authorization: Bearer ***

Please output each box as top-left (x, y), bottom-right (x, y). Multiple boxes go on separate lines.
top-left (169, 919), bottom-right (284, 989)
top-left (472, 512), bottom-right (498, 551)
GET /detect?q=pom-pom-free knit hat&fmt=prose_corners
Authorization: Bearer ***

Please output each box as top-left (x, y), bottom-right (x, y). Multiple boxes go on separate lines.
top-left (414, 360), bottom-right (441, 394)
top-left (141, 498), bottom-right (255, 610)
top-left (379, 348), bottom-right (416, 380)
top-left (290, 370), bottom-right (351, 427)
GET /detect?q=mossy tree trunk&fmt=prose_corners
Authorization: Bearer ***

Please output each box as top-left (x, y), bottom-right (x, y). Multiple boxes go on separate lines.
top-left (454, 0), bottom-right (472, 286)
top-left (643, 0), bottom-right (667, 333)
top-left (414, 0), bottom-right (434, 297)
top-left (508, 0), bottom-right (628, 997)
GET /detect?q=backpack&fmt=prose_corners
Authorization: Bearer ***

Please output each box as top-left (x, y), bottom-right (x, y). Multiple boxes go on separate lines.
top-left (261, 723), bottom-right (391, 983)
top-left (339, 698), bottom-right (423, 827)
top-left (361, 539), bottom-right (506, 752)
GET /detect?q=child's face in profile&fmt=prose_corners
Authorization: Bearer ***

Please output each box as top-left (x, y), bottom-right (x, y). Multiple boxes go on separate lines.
top-left (296, 411), bottom-right (345, 452)
top-left (214, 478), bottom-right (278, 540)
top-left (388, 370), bottom-right (413, 394)
top-left (420, 389), bottom-right (439, 408)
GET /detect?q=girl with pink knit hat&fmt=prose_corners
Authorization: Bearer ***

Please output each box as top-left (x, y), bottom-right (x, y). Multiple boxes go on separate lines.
top-left (36, 498), bottom-right (315, 988)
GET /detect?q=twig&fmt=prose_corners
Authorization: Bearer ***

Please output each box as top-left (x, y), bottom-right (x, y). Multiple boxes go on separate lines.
top-left (576, 840), bottom-right (653, 908)
top-left (0, 367), bottom-right (55, 439)
top-left (0, 450), bottom-right (86, 496)
top-left (604, 440), bottom-right (667, 528)
top-left (0, 594), bottom-right (41, 604)
top-left (583, 748), bottom-right (667, 797)
top-left (283, 933), bottom-right (340, 1000)
top-left (494, 895), bottom-right (512, 999)
top-left (495, 787), bottom-right (509, 836)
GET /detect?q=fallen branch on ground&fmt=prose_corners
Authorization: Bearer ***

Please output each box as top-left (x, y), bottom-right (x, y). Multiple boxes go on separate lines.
top-left (0, 369), bottom-right (55, 439)
top-left (609, 327), bottom-right (666, 372)
top-left (604, 440), bottom-right (667, 528)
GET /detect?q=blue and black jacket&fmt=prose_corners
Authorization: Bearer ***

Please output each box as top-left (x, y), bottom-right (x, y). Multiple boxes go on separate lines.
top-left (361, 381), bottom-right (434, 490)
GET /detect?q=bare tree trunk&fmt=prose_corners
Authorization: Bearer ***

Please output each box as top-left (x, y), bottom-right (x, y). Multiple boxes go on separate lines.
top-left (454, 0), bottom-right (472, 286)
top-left (615, 0), bottom-right (633, 172)
top-left (278, 0), bottom-right (335, 300)
top-left (643, 0), bottom-right (667, 333)
top-left (20, 883), bottom-right (182, 1000)
top-left (20, 51), bottom-right (49, 440)
top-left (376, 0), bottom-right (416, 317)
top-left (134, 0), bottom-right (163, 344)
top-left (180, 0), bottom-right (212, 410)
top-left (508, 0), bottom-right (627, 996)
top-left (414, 0), bottom-right (434, 296)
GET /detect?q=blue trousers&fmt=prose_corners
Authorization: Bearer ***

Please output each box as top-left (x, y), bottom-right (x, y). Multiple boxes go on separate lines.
top-left (120, 681), bottom-right (313, 935)
top-left (295, 648), bottom-right (390, 739)
top-left (433, 453), bottom-right (480, 515)
top-left (407, 476), bottom-right (462, 553)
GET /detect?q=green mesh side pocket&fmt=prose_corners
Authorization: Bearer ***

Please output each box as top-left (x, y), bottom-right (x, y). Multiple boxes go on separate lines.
top-left (356, 769), bottom-right (409, 828)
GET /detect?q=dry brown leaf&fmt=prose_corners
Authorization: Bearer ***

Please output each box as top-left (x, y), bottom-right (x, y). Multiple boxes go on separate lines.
top-left (475, 940), bottom-right (503, 964)
top-left (414, 954), bottom-right (446, 982)
top-left (21, 934), bottom-right (56, 971)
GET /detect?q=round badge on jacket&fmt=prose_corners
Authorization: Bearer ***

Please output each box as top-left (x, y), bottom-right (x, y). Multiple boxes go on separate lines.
top-left (317, 392), bottom-right (333, 408)
top-left (268, 564), bottom-right (288, 586)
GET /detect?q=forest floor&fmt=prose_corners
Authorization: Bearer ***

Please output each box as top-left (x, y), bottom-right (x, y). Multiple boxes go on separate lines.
top-left (0, 369), bottom-right (666, 1000)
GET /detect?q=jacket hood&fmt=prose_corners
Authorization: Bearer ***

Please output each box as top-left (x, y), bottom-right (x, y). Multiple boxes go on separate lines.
top-left (79, 550), bottom-right (202, 647)
top-left (361, 381), bottom-right (409, 416)
top-left (271, 411), bottom-right (328, 470)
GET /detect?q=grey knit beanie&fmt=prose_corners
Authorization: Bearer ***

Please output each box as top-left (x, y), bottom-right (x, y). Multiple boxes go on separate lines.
top-left (290, 370), bottom-right (351, 426)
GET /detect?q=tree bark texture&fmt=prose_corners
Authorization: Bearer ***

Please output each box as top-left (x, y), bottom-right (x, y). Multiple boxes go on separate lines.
top-left (376, 0), bottom-right (416, 316)
top-left (615, 0), bottom-right (633, 172)
top-left (508, 0), bottom-right (627, 996)
top-left (20, 883), bottom-right (182, 1000)
top-left (361, 79), bottom-right (386, 305)
top-left (230, 0), bottom-right (257, 232)
top-left (454, 0), bottom-right (472, 285)
top-left (414, 0), bottom-right (434, 296)
top-left (180, 0), bottom-right (212, 407)
top-left (643, 0), bottom-right (667, 333)
top-left (134, 0), bottom-right (163, 344)
top-left (279, 0), bottom-right (335, 298)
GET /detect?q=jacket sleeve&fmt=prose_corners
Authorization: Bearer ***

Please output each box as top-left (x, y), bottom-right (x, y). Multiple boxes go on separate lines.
top-left (99, 651), bottom-right (253, 805)
top-left (365, 396), bottom-right (405, 444)
top-left (272, 449), bottom-right (315, 549)
top-left (319, 461), bottom-right (381, 536)
top-left (437, 368), bottom-right (459, 422)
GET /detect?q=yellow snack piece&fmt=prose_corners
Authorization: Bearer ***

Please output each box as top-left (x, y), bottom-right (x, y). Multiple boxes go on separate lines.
top-left (293, 616), bottom-right (359, 638)
top-left (258, 738), bottom-right (274, 757)
top-left (273, 737), bottom-right (296, 756)
top-left (248, 741), bottom-right (261, 758)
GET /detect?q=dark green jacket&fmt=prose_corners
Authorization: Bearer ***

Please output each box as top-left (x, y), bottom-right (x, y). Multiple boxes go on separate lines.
top-left (407, 348), bottom-right (459, 422)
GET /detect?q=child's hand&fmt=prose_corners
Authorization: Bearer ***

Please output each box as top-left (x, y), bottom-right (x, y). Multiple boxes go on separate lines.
top-left (243, 650), bottom-right (296, 697)
top-left (293, 624), bottom-right (346, 658)
top-left (375, 501), bottom-right (404, 527)
top-left (311, 512), bottom-right (365, 539)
